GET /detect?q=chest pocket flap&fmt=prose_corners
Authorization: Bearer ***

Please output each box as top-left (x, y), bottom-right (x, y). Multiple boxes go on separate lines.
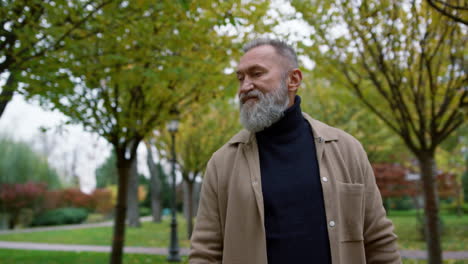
top-left (337, 181), bottom-right (364, 242)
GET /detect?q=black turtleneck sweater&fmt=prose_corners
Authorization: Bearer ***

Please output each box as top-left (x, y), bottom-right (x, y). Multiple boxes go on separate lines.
top-left (256, 96), bottom-right (331, 264)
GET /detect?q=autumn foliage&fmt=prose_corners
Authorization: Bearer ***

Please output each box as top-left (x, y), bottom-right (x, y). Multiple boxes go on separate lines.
top-left (373, 163), bottom-right (458, 199)
top-left (43, 188), bottom-right (114, 214)
top-left (0, 182), bottom-right (47, 228)
top-left (0, 183), bottom-right (115, 229)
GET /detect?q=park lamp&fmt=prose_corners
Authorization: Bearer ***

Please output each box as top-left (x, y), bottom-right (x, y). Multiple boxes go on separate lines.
top-left (167, 115), bottom-right (180, 262)
top-left (167, 119), bottom-right (179, 134)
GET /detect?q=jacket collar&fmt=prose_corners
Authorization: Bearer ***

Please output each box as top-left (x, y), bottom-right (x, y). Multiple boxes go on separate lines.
top-left (228, 112), bottom-right (339, 145)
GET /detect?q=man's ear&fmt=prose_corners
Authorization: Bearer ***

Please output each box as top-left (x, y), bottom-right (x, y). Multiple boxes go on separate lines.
top-left (288, 68), bottom-right (302, 93)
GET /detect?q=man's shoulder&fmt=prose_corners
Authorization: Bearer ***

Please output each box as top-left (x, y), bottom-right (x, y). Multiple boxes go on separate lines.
top-left (303, 113), bottom-right (363, 149)
top-left (209, 129), bottom-right (250, 162)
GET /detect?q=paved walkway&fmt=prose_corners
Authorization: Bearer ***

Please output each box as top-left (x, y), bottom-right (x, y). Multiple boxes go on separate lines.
top-left (0, 217), bottom-right (467, 260)
top-left (0, 240), bottom-right (466, 260)
top-left (0, 241), bottom-right (190, 256)
top-left (0, 216), bottom-right (153, 235)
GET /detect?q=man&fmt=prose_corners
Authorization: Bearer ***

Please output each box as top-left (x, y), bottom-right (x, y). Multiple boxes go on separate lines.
top-left (189, 38), bottom-right (401, 264)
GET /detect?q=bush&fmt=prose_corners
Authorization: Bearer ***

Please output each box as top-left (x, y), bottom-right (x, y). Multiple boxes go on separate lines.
top-left (139, 207), bottom-right (151, 217)
top-left (90, 188), bottom-right (114, 215)
top-left (0, 182), bottom-right (47, 229)
top-left (440, 202), bottom-right (468, 215)
top-left (31, 208), bottom-right (88, 227)
top-left (387, 196), bottom-right (415, 210)
top-left (42, 189), bottom-right (93, 212)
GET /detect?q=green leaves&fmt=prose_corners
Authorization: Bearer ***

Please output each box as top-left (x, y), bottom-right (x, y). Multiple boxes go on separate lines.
top-left (0, 136), bottom-right (61, 188)
top-left (293, 0), bottom-right (467, 154)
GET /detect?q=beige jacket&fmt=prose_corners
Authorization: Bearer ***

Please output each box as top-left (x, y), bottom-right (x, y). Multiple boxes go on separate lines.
top-left (190, 114), bottom-right (401, 264)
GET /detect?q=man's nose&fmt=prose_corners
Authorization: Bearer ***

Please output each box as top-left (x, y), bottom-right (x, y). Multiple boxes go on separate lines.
top-left (239, 78), bottom-right (254, 94)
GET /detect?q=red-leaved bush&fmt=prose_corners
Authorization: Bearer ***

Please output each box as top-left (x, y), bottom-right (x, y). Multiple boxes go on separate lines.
top-left (0, 182), bottom-right (47, 229)
top-left (91, 188), bottom-right (114, 214)
top-left (42, 188), bottom-right (93, 211)
top-left (373, 163), bottom-right (458, 199)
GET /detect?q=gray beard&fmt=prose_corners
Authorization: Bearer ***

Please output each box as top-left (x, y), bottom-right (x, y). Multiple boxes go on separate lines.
top-left (239, 80), bottom-right (290, 133)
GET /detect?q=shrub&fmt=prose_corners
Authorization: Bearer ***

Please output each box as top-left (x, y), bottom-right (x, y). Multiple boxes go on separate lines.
top-left (42, 188), bottom-right (93, 211)
top-left (139, 207), bottom-right (151, 217)
top-left (440, 202), bottom-right (468, 215)
top-left (61, 189), bottom-right (94, 210)
top-left (0, 182), bottom-right (47, 229)
top-left (90, 188), bottom-right (114, 214)
top-left (31, 207), bottom-right (88, 227)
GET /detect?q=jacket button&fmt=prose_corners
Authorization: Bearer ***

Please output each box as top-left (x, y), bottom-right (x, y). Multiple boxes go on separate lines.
top-left (329, 221), bottom-right (336, 227)
top-left (318, 137), bottom-right (324, 143)
top-left (252, 180), bottom-right (258, 186)
top-left (322, 177), bottom-right (328, 182)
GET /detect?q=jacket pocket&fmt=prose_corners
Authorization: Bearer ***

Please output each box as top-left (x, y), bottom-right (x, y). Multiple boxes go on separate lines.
top-left (337, 181), bottom-right (364, 242)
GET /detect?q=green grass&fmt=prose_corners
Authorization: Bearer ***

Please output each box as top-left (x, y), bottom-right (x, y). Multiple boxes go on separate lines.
top-left (402, 260), bottom-right (468, 264)
top-left (0, 211), bottom-right (467, 259)
top-left (388, 211), bottom-right (468, 251)
top-left (0, 249), bottom-right (188, 264)
top-left (0, 216), bottom-right (190, 248)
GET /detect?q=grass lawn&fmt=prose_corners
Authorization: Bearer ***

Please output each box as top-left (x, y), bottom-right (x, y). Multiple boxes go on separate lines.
top-left (402, 260), bottom-right (468, 264)
top-left (0, 249), bottom-right (188, 264)
top-left (0, 216), bottom-right (191, 248)
top-left (0, 211), bottom-right (466, 263)
top-left (388, 210), bottom-right (468, 251)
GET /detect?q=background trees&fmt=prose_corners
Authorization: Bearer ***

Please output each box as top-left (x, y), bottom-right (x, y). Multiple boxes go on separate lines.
top-left (152, 99), bottom-right (240, 238)
top-left (292, 0), bottom-right (466, 262)
top-left (34, 1), bottom-right (270, 263)
top-left (0, 136), bottom-right (61, 188)
top-left (0, 0), bottom-right (112, 118)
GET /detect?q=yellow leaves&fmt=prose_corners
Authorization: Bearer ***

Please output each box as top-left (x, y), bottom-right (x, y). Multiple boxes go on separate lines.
top-left (105, 184), bottom-right (148, 204)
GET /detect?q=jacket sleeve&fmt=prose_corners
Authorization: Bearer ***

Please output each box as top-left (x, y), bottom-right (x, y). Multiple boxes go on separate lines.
top-left (360, 146), bottom-right (402, 263)
top-left (189, 157), bottom-right (223, 263)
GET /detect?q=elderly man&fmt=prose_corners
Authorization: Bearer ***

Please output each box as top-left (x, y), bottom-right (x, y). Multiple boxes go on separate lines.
top-left (189, 38), bottom-right (401, 264)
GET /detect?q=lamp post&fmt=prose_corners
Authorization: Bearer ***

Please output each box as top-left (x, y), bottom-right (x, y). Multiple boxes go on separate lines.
top-left (167, 118), bottom-right (181, 262)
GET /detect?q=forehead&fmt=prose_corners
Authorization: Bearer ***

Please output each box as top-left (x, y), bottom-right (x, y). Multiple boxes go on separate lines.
top-left (237, 45), bottom-right (282, 72)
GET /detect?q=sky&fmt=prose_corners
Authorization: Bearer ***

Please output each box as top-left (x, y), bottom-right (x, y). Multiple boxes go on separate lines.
top-left (0, 1), bottom-right (312, 193)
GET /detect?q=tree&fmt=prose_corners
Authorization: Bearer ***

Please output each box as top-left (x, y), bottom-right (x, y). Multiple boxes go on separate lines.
top-left (153, 99), bottom-right (241, 238)
top-left (144, 140), bottom-right (167, 222)
top-left (292, 0), bottom-right (466, 262)
top-left (38, 1), bottom-right (270, 263)
top-left (126, 153), bottom-right (140, 227)
top-left (426, 0), bottom-right (468, 25)
top-left (299, 76), bottom-right (410, 164)
top-left (0, 0), bottom-right (112, 118)
top-left (0, 136), bottom-right (61, 188)
top-left (95, 151), bottom-right (117, 188)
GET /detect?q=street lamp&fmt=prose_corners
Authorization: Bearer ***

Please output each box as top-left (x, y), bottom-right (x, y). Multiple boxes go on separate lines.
top-left (167, 118), bottom-right (181, 262)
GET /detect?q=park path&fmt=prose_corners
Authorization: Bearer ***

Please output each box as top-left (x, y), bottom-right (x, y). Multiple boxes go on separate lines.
top-left (0, 216), bottom-right (153, 235)
top-left (0, 217), bottom-right (467, 260)
top-left (0, 240), bottom-right (466, 260)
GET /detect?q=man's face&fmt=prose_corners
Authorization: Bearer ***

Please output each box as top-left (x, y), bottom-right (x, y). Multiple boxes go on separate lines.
top-left (236, 45), bottom-right (290, 132)
top-left (236, 45), bottom-right (286, 106)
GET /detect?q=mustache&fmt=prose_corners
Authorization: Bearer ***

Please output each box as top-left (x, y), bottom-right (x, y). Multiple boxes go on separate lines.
top-left (239, 90), bottom-right (263, 104)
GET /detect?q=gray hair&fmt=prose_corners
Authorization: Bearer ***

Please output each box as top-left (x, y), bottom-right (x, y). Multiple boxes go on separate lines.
top-left (242, 38), bottom-right (299, 69)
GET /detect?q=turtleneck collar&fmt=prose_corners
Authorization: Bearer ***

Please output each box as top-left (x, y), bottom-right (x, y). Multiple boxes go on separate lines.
top-left (256, 95), bottom-right (304, 137)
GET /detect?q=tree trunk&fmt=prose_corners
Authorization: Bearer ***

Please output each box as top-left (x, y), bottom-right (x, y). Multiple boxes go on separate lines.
top-left (127, 153), bottom-right (141, 228)
top-left (109, 153), bottom-right (132, 264)
top-left (456, 180), bottom-right (462, 217)
top-left (7, 212), bottom-right (17, 230)
top-left (184, 179), bottom-right (194, 239)
top-left (0, 73), bottom-right (15, 119)
top-left (418, 153), bottom-right (442, 264)
top-left (145, 142), bottom-right (162, 222)
top-left (150, 174), bottom-right (162, 222)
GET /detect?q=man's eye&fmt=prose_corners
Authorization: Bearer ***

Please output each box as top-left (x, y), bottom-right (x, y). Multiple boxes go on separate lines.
top-left (253, 72), bottom-right (262, 77)
top-left (237, 75), bottom-right (244, 81)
